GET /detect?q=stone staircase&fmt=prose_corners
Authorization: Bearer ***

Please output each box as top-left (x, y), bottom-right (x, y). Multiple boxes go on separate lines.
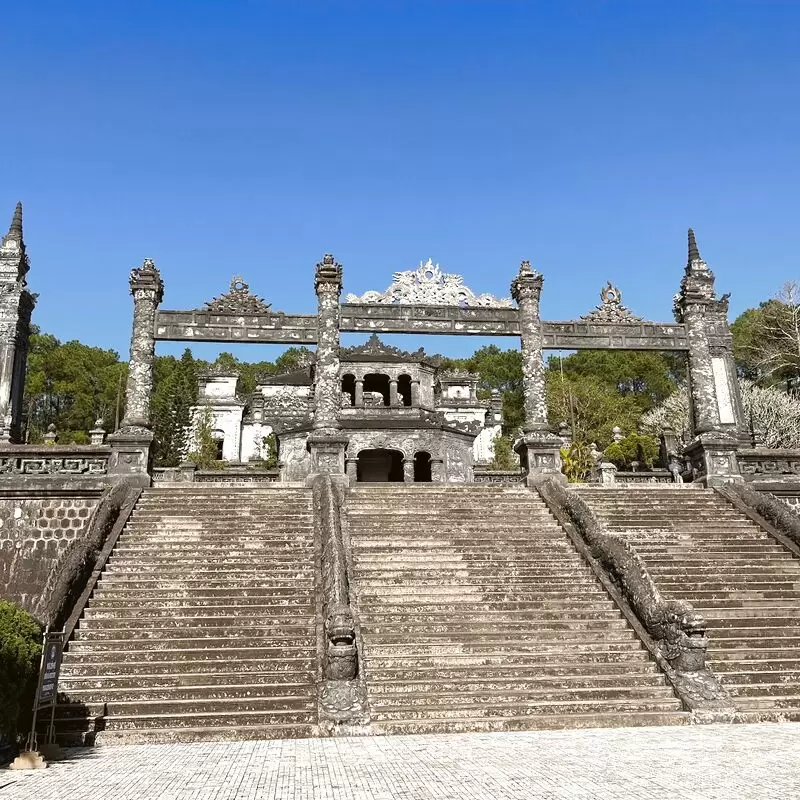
top-left (55, 486), bottom-right (319, 744)
top-left (346, 484), bottom-right (688, 733)
top-left (577, 485), bottom-right (800, 720)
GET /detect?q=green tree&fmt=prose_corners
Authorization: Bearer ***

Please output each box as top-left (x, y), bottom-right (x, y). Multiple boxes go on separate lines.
top-left (488, 433), bottom-right (517, 470)
top-left (187, 406), bottom-right (222, 468)
top-left (23, 332), bottom-right (126, 443)
top-left (546, 351), bottom-right (682, 448)
top-left (732, 283), bottom-right (800, 387)
top-left (152, 349), bottom-right (201, 466)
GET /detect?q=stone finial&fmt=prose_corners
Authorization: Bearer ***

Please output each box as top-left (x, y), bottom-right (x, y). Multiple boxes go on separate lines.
top-left (315, 253), bottom-right (343, 292)
top-left (43, 423), bottom-right (58, 445)
top-left (687, 228), bottom-right (699, 262)
top-left (8, 202), bottom-right (22, 239)
top-left (510, 260), bottom-right (544, 304)
top-left (612, 425), bottom-right (623, 442)
top-left (90, 417), bottom-right (107, 445)
top-left (129, 258), bottom-right (164, 303)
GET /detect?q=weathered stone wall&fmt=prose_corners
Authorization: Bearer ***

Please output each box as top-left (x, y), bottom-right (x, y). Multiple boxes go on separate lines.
top-left (280, 433), bottom-right (313, 482)
top-left (0, 495), bottom-right (100, 615)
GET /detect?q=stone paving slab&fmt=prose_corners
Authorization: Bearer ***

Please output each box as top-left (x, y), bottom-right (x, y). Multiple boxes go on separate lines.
top-left (4, 724), bottom-right (800, 800)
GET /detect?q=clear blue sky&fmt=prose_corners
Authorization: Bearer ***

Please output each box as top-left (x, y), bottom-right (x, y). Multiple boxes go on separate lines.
top-left (4, 1), bottom-right (799, 361)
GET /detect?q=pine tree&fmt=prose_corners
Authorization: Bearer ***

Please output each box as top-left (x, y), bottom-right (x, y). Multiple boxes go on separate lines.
top-left (152, 349), bottom-right (200, 466)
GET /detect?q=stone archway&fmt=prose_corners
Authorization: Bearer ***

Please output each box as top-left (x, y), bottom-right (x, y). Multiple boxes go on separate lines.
top-left (356, 448), bottom-right (404, 482)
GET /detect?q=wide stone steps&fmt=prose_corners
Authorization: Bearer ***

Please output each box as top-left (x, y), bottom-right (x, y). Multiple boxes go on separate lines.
top-left (347, 485), bottom-right (685, 733)
top-left (53, 486), bottom-right (320, 744)
top-left (61, 657), bottom-right (315, 678)
top-left (577, 485), bottom-right (800, 719)
top-left (59, 673), bottom-right (313, 691)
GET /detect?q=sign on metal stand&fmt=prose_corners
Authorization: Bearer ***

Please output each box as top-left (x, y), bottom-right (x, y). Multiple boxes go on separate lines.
top-left (15, 627), bottom-right (65, 768)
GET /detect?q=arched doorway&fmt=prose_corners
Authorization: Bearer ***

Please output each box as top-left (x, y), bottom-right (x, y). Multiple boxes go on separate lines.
top-left (357, 449), bottom-right (404, 482)
top-left (213, 430), bottom-right (225, 461)
top-left (414, 451), bottom-right (432, 482)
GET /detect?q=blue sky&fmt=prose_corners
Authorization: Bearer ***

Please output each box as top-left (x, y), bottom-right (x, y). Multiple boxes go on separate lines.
top-left (3, 1), bottom-right (799, 361)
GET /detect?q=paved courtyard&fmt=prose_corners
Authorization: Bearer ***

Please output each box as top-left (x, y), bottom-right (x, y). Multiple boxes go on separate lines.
top-left (3, 724), bottom-right (799, 800)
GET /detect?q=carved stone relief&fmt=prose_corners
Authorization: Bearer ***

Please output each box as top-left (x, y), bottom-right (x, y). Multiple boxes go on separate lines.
top-left (346, 259), bottom-right (512, 308)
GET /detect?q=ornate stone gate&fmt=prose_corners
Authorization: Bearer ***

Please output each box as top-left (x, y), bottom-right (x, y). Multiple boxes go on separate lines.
top-left (112, 230), bottom-right (745, 486)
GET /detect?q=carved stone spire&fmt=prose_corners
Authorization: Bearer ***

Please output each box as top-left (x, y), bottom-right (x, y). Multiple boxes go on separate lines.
top-left (0, 203), bottom-right (29, 283)
top-left (687, 228), bottom-right (700, 265)
top-left (0, 202), bottom-right (35, 442)
top-left (8, 202), bottom-right (22, 239)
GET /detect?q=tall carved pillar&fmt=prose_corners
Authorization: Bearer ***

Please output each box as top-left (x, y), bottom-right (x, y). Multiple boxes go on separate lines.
top-left (354, 379), bottom-right (364, 407)
top-left (675, 230), bottom-right (743, 486)
top-left (308, 254), bottom-right (348, 477)
top-left (108, 259), bottom-right (164, 486)
top-left (0, 204), bottom-right (36, 443)
top-left (410, 379), bottom-right (420, 407)
top-left (402, 458), bottom-right (414, 483)
top-left (389, 378), bottom-right (399, 407)
top-left (510, 261), bottom-right (563, 485)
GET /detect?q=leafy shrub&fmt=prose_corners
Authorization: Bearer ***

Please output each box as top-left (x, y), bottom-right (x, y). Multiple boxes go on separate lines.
top-left (0, 602), bottom-right (42, 744)
top-left (560, 442), bottom-right (595, 483)
top-left (488, 434), bottom-right (518, 471)
top-left (603, 433), bottom-right (659, 470)
top-left (186, 406), bottom-right (223, 469)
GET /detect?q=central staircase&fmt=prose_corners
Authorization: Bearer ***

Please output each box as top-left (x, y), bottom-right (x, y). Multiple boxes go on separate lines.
top-left (578, 485), bottom-right (800, 720)
top-left (56, 486), bottom-right (319, 744)
top-left (346, 484), bottom-right (688, 733)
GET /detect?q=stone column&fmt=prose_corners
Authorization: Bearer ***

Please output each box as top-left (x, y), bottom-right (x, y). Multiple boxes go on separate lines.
top-left (108, 259), bottom-right (163, 487)
top-left (389, 379), bottom-right (399, 407)
top-left (308, 254), bottom-right (348, 477)
top-left (402, 458), bottom-right (414, 483)
top-left (354, 379), bottom-right (364, 407)
top-left (510, 261), bottom-right (564, 485)
top-left (119, 259), bottom-right (163, 430)
top-left (0, 203), bottom-right (36, 444)
top-left (345, 458), bottom-right (358, 482)
top-left (675, 230), bottom-right (742, 486)
top-left (430, 458), bottom-right (445, 482)
top-left (410, 380), bottom-right (420, 407)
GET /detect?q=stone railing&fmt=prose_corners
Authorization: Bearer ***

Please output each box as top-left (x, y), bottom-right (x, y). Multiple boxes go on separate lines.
top-left (738, 449), bottom-right (800, 484)
top-left (536, 477), bottom-right (732, 715)
top-left (614, 470), bottom-right (675, 484)
top-left (151, 464), bottom-right (280, 484)
top-left (0, 445), bottom-right (111, 477)
top-left (472, 468), bottom-right (526, 484)
top-left (719, 483), bottom-right (800, 551)
top-left (309, 473), bottom-right (367, 725)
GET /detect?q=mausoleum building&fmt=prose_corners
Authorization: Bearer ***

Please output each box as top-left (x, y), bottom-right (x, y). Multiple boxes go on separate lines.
top-left (191, 333), bottom-right (504, 482)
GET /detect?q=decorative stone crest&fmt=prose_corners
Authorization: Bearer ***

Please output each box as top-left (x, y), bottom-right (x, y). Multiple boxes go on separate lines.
top-left (581, 282), bottom-right (646, 324)
top-left (204, 276), bottom-right (271, 314)
top-left (341, 333), bottom-right (426, 361)
top-left (346, 258), bottom-right (512, 308)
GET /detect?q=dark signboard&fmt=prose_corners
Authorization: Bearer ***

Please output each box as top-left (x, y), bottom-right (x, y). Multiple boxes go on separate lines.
top-left (37, 632), bottom-right (64, 708)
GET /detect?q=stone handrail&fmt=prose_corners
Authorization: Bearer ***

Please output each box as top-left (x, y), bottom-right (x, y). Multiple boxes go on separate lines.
top-left (309, 473), bottom-right (358, 681)
top-left (37, 480), bottom-right (140, 638)
top-left (721, 483), bottom-right (800, 551)
top-left (537, 477), bottom-right (732, 713)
